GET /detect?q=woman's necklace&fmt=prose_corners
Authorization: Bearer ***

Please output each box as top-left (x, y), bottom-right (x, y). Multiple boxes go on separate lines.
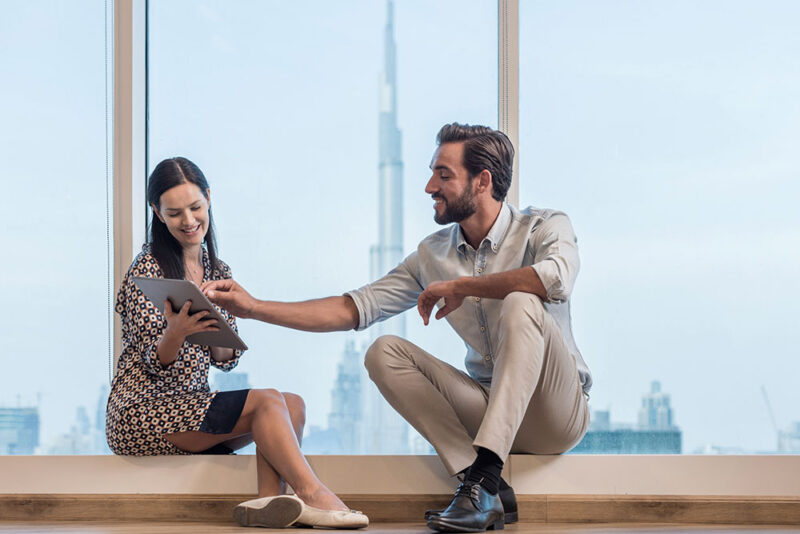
top-left (185, 254), bottom-right (204, 284)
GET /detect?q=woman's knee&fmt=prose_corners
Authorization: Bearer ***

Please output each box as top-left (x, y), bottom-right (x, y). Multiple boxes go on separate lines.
top-left (282, 391), bottom-right (307, 428)
top-left (248, 388), bottom-right (287, 416)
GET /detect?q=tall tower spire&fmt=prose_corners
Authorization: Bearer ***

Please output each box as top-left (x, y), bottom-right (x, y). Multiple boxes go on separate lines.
top-left (364, 0), bottom-right (410, 454)
top-left (376, 0), bottom-right (403, 268)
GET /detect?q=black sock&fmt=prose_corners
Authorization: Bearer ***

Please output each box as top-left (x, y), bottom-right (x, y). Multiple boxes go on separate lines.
top-left (465, 448), bottom-right (503, 494)
top-left (499, 477), bottom-right (510, 492)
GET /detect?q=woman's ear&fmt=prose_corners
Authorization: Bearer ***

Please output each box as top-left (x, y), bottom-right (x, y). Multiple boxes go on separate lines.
top-left (205, 188), bottom-right (211, 205)
top-left (150, 203), bottom-right (165, 223)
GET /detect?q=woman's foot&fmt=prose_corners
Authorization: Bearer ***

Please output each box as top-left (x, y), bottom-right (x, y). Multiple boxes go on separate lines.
top-left (296, 485), bottom-right (348, 511)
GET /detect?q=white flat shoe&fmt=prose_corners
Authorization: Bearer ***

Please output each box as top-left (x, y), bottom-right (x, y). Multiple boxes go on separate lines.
top-left (295, 504), bottom-right (369, 529)
top-left (233, 494), bottom-right (304, 528)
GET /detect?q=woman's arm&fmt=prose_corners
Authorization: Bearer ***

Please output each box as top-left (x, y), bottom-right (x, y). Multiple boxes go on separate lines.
top-left (156, 300), bottom-right (220, 367)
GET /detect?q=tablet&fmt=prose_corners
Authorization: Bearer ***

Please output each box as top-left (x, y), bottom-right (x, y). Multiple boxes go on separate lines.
top-left (132, 277), bottom-right (248, 351)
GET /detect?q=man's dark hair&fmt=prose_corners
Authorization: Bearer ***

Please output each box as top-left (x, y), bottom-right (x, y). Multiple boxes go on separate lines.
top-left (436, 123), bottom-right (514, 201)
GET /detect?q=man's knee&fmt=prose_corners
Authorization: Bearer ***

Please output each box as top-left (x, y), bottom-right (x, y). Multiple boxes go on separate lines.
top-left (364, 335), bottom-right (406, 379)
top-left (500, 291), bottom-right (545, 329)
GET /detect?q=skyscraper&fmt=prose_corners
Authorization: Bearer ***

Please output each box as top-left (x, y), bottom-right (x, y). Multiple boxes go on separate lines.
top-left (571, 381), bottom-right (682, 454)
top-left (638, 380), bottom-right (675, 430)
top-left (0, 405), bottom-right (40, 454)
top-left (361, 0), bottom-right (410, 454)
top-left (328, 339), bottom-right (363, 453)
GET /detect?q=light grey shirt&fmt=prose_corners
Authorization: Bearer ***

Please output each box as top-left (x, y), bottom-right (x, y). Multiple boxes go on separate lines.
top-left (346, 203), bottom-right (592, 393)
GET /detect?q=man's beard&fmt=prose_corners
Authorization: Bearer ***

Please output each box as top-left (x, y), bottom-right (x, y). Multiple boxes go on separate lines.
top-left (433, 185), bottom-right (477, 225)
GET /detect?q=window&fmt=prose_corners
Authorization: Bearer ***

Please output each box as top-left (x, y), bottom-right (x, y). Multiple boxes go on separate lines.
top-left (147, 0), bottom-right (497, 453)
top-left (519, 0), bottom-right (800, 453)
top-left (0, 1), bottom-right (113, 454)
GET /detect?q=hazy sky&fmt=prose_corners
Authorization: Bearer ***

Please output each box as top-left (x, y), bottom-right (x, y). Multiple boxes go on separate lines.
top-left (1, 0), bottom-right (798, 454)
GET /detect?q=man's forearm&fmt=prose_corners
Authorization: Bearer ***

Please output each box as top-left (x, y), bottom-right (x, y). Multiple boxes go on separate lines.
top-left (452, 267), bottom-right (547, 301)
top-left (250, 295), bottom-right (359, 332)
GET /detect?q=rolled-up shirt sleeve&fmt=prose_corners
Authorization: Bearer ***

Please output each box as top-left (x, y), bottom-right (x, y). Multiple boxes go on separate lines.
top-left (530, 213), bottom-right (580, 303)
top-left (346, 252), bottom-right (424, 331)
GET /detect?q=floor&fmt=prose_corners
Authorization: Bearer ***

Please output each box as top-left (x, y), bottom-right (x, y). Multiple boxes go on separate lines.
top-left (1, 523), bottom-right (799, 534)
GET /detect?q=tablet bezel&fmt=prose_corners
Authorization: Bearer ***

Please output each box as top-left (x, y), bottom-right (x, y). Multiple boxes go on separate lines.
top-left (132, 277), bottom-right (248, 351)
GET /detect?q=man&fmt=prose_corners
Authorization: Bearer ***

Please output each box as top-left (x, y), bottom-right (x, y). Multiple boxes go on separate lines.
top-left (203, 123), bottom-right (592, 532)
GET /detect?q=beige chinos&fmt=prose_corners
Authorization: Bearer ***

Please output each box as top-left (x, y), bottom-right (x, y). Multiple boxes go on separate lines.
top-left (365, 291), bottom-right (589, 476)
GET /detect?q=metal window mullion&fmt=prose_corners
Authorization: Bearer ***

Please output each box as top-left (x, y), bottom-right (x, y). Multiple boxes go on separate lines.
top-left (498, 0), bottom-right (519, 207)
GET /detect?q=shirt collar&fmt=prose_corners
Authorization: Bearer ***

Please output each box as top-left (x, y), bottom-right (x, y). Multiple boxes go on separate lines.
top-left (456, 203), bottom-right (512, 256)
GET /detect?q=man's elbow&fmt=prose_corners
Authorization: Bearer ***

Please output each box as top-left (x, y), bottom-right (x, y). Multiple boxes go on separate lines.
top-left (339, 295), bottom-right (360, 331)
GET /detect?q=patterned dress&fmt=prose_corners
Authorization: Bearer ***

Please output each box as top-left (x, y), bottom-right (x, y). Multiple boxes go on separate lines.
top-left (106, 244), bottom-right (245, 455)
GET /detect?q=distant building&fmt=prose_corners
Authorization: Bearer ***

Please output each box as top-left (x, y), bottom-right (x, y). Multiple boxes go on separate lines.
top-left (328, 339), bottom-right (363, 453)
top-left (0, 406), bottom-right (40, 454)
top-left (638, 381), bottom-right (675, 430)
top-left (95, 384), bottom-right (111, 454)
top-left (361, 0), bottom-right (411, 454)
top-left (571, 382), bottom-right (682, 454)
top-left (46, 406), bottom-right (95, 455)
top-left (303, 425), bottom-right (344, 455)
top-left (778, 421), bottom-right (800, 452)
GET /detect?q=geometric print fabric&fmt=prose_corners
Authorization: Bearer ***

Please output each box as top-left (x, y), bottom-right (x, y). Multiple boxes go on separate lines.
top-left (106, 244), bottom-right (244, 455)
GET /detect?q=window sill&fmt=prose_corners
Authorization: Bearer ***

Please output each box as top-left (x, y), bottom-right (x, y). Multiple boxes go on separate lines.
top-left (1, 454), bottom-right (798, 496)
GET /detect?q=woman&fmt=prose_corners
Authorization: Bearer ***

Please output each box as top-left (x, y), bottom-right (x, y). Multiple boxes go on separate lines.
top-left (105, 157), bottom-right (366, 529)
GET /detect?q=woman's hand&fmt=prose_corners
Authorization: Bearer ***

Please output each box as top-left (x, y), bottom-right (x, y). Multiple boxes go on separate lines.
top-left (163, 300), bottom-right (220, 340)
top-left (201, 279), bottom-right (258, 318)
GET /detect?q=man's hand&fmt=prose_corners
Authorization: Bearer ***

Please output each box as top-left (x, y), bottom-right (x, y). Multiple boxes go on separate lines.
top-left (201, 279), bottom-right (257, 319)
top-left (417, 279), bottom-right (464, 326)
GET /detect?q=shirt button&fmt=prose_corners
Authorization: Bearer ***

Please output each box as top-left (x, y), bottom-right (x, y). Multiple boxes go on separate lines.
top-left (480, 326), bottom-right (486, 332)
top-left (477, 268), bottom-right (483, 273)
top-left (484, 355), bottom-right (491, 361)
top-left (475, 297), bottom-right (481, 302)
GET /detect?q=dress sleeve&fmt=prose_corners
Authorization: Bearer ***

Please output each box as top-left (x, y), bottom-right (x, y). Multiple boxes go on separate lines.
top-left (117, 268), bottom-right (181, 379)
top-left (529, 213), bottom-right (580, 303)
top-left (210, 260), bottom-right (245, 371)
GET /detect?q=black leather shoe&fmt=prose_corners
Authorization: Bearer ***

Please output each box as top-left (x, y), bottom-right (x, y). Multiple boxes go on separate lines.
top-left (425, 484), bottom-right (518, 524)
top-left (427, 481), bottom-right (504, 533)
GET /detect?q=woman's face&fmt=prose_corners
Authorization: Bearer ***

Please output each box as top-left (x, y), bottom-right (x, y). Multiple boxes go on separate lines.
top-left (152, 182), bottom-right (210, 250)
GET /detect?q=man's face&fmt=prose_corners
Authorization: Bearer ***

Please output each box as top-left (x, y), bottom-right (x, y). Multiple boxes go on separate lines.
top-left (426, 142), bottom-right (477, 225)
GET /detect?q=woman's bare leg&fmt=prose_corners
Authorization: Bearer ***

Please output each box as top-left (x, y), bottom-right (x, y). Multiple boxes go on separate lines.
top-left (219, 434), bottom-right (284, 498)
top-left (165, 389), bottom-right (345, 510)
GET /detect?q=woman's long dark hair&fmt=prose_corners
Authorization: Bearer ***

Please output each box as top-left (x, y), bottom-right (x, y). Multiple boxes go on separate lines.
top-left (147, 157), bottom-right (220, 280)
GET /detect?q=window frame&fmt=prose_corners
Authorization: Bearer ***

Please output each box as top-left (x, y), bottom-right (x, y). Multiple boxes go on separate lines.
top-left (111, 0), bottom-right (793, 492)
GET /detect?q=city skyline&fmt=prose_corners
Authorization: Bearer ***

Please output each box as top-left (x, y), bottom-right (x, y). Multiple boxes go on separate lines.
top-left (2, 1), bottom-right (799, 456)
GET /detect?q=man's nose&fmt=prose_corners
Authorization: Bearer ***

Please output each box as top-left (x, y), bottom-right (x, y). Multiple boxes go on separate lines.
top-left (424, 175), bottom-right (437, 194)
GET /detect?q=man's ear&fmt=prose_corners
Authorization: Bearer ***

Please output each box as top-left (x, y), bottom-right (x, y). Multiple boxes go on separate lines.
top-left (151, 203), bottom-right (165, 223)
top-left (476, 169), bottom-right (493, 194)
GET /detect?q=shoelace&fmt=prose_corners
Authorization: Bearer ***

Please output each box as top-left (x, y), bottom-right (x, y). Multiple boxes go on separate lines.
top-left (453, 481), bottom-right (484, 508)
